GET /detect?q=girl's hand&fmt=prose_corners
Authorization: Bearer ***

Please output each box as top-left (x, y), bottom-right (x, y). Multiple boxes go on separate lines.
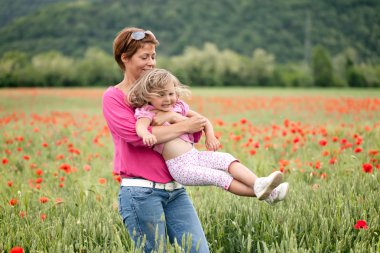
top-left (205, 136), bottom-right (220, 151)
top-left (142, 133), bottom-right (157, 147)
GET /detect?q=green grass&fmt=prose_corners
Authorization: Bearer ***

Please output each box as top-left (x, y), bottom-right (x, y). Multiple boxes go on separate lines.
top-left (0, 88), bottom-right (379, 252)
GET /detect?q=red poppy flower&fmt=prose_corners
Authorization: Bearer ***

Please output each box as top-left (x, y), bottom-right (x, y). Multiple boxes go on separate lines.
top-left (9, 198), bottom-right (18, 206)
top-left (36, 169), bottom-right (43, 176)
top-left (16, 136), bottom-right (24, 142)
top-left (354, 220), bottom-right (368, 230)
top-left (19, 211), bottom-right (27, 218)
top-left (329, 158), bottom-right (337, 165)
top-left (55, 154), bottom-right (65, 160)
top-left (215, 119), bottom-right (224, 126)
top-left (362, 163), bottom-right (373, 174)
top-left (354, 147), bottom-right (362, 153)
top-left (83, 164), bottom-right (91, 171)
top-left (10, 247), bottom-right (24, 253)
top-left (55, 198), bottom-right (64, 205)
top-left (240, 118), bottom-right (247, 124)
top-left (113, 175), bottom-right (121, 183)
top-left (40, 214), bottom-right (47, 221)
top-left (39, 197), bottom-right (49, 204)
top-left (68, 148), bottom-right (80, 155)
top-left (59, 163), bottom-right (71, 173)
top-left (2, 158), bottom-right (8, 165)
top-left (7, 181), bottom-right (13, 187)
top-left (98, 178), bottom-right (107, 184)
top-left (318, 139), bottom-right (327, 146)
top-left (368, 150), bottom-right (378, 156)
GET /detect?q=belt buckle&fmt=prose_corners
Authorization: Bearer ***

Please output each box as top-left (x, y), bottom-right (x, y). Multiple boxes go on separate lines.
top-left (164, 182), bottom-right (175, 191)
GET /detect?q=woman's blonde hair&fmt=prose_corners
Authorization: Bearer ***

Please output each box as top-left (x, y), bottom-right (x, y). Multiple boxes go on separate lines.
top-left (127, 68), bottom-right (190, 108)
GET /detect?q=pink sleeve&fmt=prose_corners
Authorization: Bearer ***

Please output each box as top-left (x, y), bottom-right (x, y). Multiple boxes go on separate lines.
top-left (174, 100), bottom-right (190, 116)
top-left (102, 89), bottom-right (151, 147)
top-left (135, 105), bottom-right (156, 120)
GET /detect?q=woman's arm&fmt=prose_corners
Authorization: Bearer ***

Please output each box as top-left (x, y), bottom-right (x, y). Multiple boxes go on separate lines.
top-left (151, 110), bottom-right (188, 126)
top-left (152, 114), bottom-right (207, 144)
top-left (102, 90), bottom-right (146, 147)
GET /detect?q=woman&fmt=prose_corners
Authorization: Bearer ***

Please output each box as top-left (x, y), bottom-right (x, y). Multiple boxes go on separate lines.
top-left (102, 27), bottom-right (209, 252)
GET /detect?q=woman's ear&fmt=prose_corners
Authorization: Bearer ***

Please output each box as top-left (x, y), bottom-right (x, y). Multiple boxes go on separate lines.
top-left (121, 53), bottom-right (129, 64)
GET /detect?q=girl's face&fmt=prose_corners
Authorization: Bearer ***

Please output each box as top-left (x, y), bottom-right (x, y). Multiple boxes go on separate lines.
top-left (148, 81), bottom-right (177, 112)
top-left (124, 43), bottom-right (156, 81)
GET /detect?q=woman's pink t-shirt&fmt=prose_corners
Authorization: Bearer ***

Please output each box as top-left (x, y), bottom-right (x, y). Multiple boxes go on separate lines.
top-left (102, 87), bottom-right (175, 183)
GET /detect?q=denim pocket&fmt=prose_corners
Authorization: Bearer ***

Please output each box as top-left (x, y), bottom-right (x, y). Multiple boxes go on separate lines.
top-left (128, 186), bottom-right (154, 200)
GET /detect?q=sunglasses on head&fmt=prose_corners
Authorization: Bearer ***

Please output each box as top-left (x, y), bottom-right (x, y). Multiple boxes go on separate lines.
top-left (131, 30), bottom-right (155, 40)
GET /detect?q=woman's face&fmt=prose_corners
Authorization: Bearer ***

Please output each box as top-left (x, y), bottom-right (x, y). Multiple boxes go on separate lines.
top-left (124, 43), bottom-right (156, 81)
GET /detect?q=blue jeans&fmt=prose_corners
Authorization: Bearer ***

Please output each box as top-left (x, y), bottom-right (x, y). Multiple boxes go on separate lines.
top-left (118, 186), bottom-right (209, 253)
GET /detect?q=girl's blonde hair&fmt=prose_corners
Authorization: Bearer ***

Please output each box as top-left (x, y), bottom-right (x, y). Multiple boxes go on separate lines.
top-left (128, 68), bottom-right (190, 108)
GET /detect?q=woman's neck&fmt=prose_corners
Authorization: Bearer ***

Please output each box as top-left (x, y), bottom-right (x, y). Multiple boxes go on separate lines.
top-left (115, 75), bottom-right (135, 93)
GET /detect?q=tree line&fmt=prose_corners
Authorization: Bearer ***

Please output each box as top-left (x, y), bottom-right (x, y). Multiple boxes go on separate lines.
top-left (0, 0), bottom-right (379, 64)
top-left (1, 43), bottom-right (378, 88)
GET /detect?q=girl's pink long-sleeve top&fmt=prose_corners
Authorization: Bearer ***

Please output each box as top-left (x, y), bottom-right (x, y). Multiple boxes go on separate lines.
top-left (102, 87), bottom-right (201, 183)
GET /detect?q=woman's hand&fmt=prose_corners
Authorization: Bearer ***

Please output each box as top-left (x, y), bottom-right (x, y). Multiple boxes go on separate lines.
top-left (183, 115), bottom-right (207, 133)
top-left (205, 135), bottom-right (220, 151)
top-left (152, 111), bottom-right (186, 126)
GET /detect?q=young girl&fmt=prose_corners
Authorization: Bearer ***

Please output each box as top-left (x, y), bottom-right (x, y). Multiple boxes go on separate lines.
top-left (128, 68), bottom-right (289, 204)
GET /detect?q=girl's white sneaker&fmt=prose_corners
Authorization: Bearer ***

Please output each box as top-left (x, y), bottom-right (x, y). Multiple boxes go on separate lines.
top-left (265, 182), bottom-right (289, 205)
top-left (253, 171), bottom-right (283, 200)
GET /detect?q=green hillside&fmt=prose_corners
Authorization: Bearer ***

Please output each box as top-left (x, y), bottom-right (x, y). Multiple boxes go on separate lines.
top-left (0, 0), bottom-right (379, 63)
top-left (0, 0), bottom-right (65, 27)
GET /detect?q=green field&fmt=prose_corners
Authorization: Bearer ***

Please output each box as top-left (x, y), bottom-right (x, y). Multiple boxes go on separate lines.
top-left (0, 88), bottom-right (379, 252)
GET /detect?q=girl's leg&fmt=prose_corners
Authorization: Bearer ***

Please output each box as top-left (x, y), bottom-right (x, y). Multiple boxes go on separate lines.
top-left (167, 150), bottom-right (256, 196)
top-left (168, 149), bottom-right (282, 198)
top-left (197, 151), bottom-right (259, 195)
top-left (197, 151), bottom-right (282, 199)
top-left (228, 161), bottom-right (257, 187)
